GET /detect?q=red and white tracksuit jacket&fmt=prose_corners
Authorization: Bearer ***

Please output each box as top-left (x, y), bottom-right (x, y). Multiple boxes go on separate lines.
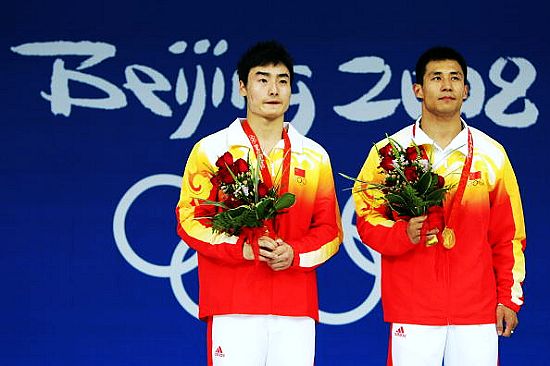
top-left (176, 118), bottom-right (343, 321)
top-left (353, 120), bottom-right (526, 325)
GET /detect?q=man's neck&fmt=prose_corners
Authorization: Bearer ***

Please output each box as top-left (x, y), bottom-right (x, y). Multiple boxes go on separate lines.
top-left (419, 113), bottom-right (463, 150)
top-left (246, 116), bottom-right (284, 154)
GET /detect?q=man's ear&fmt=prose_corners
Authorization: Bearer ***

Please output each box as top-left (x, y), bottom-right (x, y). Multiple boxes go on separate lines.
top-left (463, 83), bottom-right (469, 100)
top-left (413, 83), bottom-right (423, 99)
top-left (239, 80), bottom-right (247, 97)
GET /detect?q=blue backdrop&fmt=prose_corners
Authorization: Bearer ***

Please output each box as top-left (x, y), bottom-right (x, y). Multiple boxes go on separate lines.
top-left (3, 0), bottom-right (548, 364)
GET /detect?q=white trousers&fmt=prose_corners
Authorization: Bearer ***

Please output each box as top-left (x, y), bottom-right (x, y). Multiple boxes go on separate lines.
top-left (389, 323), bottom-right (498, 366)
top-left (210, 314), bottom-right (315, 366)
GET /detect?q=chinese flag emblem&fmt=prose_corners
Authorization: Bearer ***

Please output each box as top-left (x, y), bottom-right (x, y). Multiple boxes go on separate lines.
top-left (294, 168), bottom-right (305, 177)
top-left (469, 171), bottom-right (481, 180)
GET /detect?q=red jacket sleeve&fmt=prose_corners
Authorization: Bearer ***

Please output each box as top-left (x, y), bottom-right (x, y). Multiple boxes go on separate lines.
top-left (285, 153), bottom-right (343, 271)
top-left (488, 151), bottom-right (526, 312)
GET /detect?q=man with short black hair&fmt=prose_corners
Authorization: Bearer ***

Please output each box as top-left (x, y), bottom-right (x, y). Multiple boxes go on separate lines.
top-left (353, 46), bottom-right (526, 365)
top-left (176, 40), bottom-right (342, 365)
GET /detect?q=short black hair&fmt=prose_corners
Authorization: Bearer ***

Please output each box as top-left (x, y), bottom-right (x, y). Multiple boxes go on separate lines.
top-left (237, 40), bottom-right (294, 86)
top-left (415, 46), bottom-right (467, 85)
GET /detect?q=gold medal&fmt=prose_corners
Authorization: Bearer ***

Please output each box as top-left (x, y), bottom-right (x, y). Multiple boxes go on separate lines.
top-left (442, 227), bottom-right (456, 249)
top-left (425, 236), bottom-right (438, 247)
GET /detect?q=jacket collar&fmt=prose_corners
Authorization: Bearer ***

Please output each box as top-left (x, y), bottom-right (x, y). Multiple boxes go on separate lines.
top-left (412, 117), bottom-right (470, 156)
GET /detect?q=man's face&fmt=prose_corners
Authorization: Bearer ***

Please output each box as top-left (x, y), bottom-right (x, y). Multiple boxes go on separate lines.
top-left (239, 63), bottom-right (291, 121)
top-left (413, 59), bottom-right (468, 118)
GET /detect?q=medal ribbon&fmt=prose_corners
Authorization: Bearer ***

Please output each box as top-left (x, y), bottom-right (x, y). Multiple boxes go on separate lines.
top-left (241, 119), bottom-right (291, 194)
top-left (444, 129), bottom-right (473, 231)
top-left (413, 124), bottom-right (473, 232)
top-left (241, 119), bottom-right (292, 252)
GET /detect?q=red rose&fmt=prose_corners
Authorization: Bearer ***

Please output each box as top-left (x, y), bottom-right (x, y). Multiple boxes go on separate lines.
top-left (379, 143), bottom-right (393, 158)
top-left (219, 168), bottom-right (235, 184)
top-left (216, 152), bottom-right (234, 168)
top-left (380, 156), bottom-right (394, 171)
top-left (257, 182), bottom-right (269, 198)
top-left (404, 166), bottom-right (418, 181)
top-left (210, 174), bottom-right (221, 187)
top-left (436, 174), bottom-right (445, 188)
top-left (233, 158), bottom-right (249, 174)
top-left (406, 146), bottom-right (419, 161)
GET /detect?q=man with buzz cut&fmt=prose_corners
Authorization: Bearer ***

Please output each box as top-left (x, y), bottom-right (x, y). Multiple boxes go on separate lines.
top-left (176, 40), bottom-right (342, 365)
top-left (352, 46), bottom-right (526, 365)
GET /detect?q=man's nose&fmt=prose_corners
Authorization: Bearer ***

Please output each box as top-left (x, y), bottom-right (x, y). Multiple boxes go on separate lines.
top-left (268, 81), bottom-right (279, 95)
top-left (441, 76), bottom-right (452, 90)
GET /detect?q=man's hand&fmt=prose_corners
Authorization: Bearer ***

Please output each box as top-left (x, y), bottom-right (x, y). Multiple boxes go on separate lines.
top-left (243, 237), bottom-right (294, 270)
top-left (266, 239), bottom-right (294, 271)
top-left (243, 236), bottom-right (278, 261)
top-left (496, 304), bottom-right (518, 337)
top-left (243, 242), bottom-right (254, 260)
top-left (406, 216), bottom-right (438, 244)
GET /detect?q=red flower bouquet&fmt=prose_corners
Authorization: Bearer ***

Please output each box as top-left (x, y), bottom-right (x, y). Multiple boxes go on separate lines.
top-left (342, 136), bottom-right (455, 246)
top-left (197, 151), bottom-right (295, 239)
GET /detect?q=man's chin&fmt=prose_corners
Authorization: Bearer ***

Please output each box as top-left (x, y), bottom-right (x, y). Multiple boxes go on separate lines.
top-left (261, 109), bottom-right (287, 119)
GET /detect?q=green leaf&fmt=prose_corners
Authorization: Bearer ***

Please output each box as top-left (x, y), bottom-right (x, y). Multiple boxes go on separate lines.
top-left (274, 192), bottom-right (296, 211)
top-left (416, 171), bottom-right (433, 195)
top-left (385, 193), bottom-right (407, 206)
top-left (255, 198), bottom-right (274, 219)
top-left (338, 172), bottom-right (370, 184)
top-left (251, 156), bottom-right (261, 203)
top-left (425, 188), bottom-right (447, 203)
top-left (198, 198), bottom-right (229, 209)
